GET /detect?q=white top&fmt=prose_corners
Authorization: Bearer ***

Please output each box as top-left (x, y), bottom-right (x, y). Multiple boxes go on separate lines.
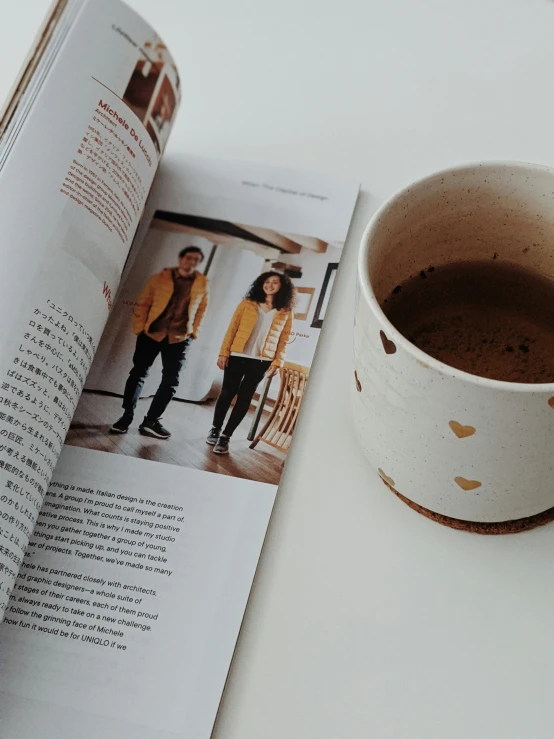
top-left (232, 306), bottom-right (276, 359)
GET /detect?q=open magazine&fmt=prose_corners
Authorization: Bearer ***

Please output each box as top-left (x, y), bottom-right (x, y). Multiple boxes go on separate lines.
top-left (0, 1), bottom-right (359, 737)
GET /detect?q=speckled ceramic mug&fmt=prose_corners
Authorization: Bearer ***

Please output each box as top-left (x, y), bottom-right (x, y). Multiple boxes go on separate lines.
top-left (353, 162), bottom-right (554, 533)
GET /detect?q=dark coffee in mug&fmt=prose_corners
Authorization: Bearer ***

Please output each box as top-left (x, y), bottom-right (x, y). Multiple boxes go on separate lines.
top-left (383, 261), bottom-right (554, 383)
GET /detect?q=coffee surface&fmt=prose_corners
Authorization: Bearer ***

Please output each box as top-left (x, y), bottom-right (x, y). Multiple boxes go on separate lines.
top-left (383, 261), bottom-right (554, 383)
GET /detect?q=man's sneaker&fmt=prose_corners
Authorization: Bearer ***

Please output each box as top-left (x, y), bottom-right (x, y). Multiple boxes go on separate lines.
top-left (213, 435), bottom-right (230, 455)
top-left (206, 426), bottom-right (221, 446)
top-left (139, 419), bottom-right (171, 439)
top-left (109, 414), bottom-right (133, 434)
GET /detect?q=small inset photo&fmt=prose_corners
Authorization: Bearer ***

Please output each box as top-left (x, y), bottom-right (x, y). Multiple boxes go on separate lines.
top-left (146, 74), bottom-right (176, 152)
top-left (121, 34), bottom-right (179, 155)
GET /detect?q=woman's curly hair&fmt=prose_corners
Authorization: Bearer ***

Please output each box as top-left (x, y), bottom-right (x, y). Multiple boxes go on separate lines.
top-left (245, 271), bottom-right (296, 312)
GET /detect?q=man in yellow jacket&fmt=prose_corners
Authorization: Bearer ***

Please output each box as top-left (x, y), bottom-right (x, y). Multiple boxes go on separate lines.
top-left (110, 246), bottom-right (209, 439)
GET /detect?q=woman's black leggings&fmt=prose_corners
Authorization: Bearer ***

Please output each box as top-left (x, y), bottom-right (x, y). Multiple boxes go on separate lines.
top-left (213, 356), bottom-right (271, 437)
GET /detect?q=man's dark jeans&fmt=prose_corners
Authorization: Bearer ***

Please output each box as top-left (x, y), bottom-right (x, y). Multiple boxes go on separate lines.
top-left (122, 332), bottom-right (190, 422)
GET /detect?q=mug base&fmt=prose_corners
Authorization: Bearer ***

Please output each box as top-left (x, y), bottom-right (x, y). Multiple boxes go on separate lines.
top-left (381, 479), bottom-right (554, 535)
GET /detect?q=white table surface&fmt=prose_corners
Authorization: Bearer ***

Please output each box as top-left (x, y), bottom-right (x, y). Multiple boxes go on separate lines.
top-left (5, 1), bottom-right (554, 737)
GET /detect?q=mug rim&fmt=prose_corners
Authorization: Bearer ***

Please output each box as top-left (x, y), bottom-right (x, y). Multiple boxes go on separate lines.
top-left (357, 159), bottom-right (554, 393)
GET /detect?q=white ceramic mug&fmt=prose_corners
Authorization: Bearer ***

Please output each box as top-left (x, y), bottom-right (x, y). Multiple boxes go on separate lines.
top-left (353, 162), bottom-right (554, 532)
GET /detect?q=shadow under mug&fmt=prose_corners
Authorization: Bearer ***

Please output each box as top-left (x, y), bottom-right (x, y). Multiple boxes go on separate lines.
top-left (353, 161), bottom-right (554, 534)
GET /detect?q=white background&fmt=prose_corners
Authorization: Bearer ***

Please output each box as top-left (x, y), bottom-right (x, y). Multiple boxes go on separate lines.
top-left (4, 1), bottom-right (554, 737)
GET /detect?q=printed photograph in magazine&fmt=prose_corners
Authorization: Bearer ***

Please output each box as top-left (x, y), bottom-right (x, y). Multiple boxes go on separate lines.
top-left (120, 32), bottom-right (179, 154)
top-left (66, 211), bottom-right (345, 486)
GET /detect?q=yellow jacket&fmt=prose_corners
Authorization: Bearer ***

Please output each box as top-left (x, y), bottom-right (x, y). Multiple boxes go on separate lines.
top-left (132, 269), bottom-right (209, 340)
top-left (220, 299), bottom-right (292, 367)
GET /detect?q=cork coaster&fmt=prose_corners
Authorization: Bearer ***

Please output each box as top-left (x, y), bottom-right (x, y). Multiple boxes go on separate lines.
top-left (381, 479), bottom-right (554, 535)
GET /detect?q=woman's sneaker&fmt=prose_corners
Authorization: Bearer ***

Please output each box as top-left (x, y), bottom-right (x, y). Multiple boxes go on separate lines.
top-left (139, 419), bottom-right (171, 439)
top-left (206, 427), bottom-right (221, 446)
top-left (213, 435), bottom-right (230, 455)
top-left (110, 413), bottom-right (133, 434)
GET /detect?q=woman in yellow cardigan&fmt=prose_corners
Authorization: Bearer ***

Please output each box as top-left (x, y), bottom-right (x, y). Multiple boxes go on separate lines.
top-left (207, 271), bottom-right (295, 455)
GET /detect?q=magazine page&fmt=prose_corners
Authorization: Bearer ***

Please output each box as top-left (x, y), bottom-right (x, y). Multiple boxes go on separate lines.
top-left (0, 0), bottom-right (179, 611)
top-left (0, 155), bottom-right (359, 739)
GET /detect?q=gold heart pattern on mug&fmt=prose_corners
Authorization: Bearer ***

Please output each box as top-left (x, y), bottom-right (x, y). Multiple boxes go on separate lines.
top-left (454, 476), bottom-right (482, 491)
top-left (369, 316), bottom-right (554, 513)
top-left (380, 330), bottom-right (397, 355)
top-left (449, 420), bottom-right (476, 439)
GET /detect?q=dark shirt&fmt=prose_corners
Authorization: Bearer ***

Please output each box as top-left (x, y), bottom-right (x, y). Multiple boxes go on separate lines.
top-left (147, 269), bottom-right (194, 344)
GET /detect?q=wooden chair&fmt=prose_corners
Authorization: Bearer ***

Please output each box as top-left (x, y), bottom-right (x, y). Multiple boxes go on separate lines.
top-left (249, 362), bottom-right (310, 453)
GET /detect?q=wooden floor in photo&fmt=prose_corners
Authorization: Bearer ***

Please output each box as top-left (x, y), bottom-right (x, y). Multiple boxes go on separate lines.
top-left (66, 391), bottom-right (284, 486)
